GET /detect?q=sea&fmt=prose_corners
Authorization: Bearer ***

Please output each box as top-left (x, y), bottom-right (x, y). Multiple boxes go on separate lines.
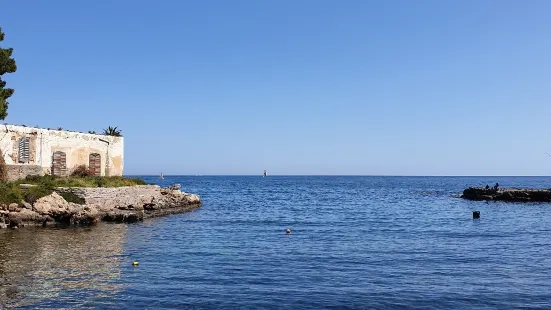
top-left (1, 176), bottom-right (551, 309)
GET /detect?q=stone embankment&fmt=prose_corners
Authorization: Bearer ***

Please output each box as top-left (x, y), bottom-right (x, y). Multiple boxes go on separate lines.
top-left (0, 185), bottom-right (200, 228)
top-left (461, 187), bottom-right (551, 202)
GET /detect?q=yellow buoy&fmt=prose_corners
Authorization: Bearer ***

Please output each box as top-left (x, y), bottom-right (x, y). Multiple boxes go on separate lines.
top-left (132, 261), bottom-right (139, 266)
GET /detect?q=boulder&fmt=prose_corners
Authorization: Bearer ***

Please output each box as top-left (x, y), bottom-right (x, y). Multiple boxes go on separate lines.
top-left (169, 184), bottom-right (181, 191)
top-left (9, 209), bottom-right (42, 224)
top-left (34, 192), bottom-right (79, 216)
top-left (8, 203), bottom-right (20, 212)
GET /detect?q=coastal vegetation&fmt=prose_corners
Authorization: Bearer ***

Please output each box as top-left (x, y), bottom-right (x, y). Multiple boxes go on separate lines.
top-left (103, 126), bottom-right (122, 137)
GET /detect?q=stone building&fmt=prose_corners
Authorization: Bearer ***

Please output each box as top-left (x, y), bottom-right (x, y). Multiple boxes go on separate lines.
top-left (0, 124), bottom-right (124, 181)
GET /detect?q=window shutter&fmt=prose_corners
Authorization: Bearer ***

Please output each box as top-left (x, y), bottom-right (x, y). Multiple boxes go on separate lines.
top-left (18, 137), bottom-right (30, 163)
top-left (89, 153), bottom-right (101, 176)
top-left (52, 151), bottom-right (67, 176)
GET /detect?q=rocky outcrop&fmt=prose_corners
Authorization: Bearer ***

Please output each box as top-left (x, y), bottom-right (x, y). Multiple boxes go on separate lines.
top-left (461, 187), bottom-right (551, 202)
top-left (0, 185), bottom-right (200, 228)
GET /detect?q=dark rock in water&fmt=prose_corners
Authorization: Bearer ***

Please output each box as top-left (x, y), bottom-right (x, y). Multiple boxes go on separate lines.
top-left (124, 212), bottom-right (140, 223)
top-left (473, 211), bottom-right (480, 219)
top-left (143, 203), bottom-right (159, 211)
top-left (461, 187), bottom-right (551, 203)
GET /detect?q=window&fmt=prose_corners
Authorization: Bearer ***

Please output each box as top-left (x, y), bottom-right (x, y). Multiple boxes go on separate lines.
top-left (18, 137), bottom-right (30, 163)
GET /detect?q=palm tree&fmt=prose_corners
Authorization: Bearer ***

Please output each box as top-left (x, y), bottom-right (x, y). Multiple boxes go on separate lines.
top-left (102, 126), bottom-right (122, 137)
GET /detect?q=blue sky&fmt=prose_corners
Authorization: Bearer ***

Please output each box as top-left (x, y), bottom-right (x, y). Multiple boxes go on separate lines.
top-left (2, 0), bottom-right (550, 175)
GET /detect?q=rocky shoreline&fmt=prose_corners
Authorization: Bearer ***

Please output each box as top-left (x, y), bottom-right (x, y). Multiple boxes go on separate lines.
top-left (0, 185), bottom-right (201, 229)
top-left (461, 187), bottom-right (551, 202)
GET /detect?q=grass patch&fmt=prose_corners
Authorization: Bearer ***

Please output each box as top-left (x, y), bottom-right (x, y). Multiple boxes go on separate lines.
top-left (0, 183), bottom-right (53, 205)
top-left (59, 191), bottom-right (85, 204)
top-left (22, 186), bottom-right (53, 205)
top-left (0, 183), bottom-right (24, 204)
top-left (0, 175), bottom-right (147, 205)
top-left (19, 175), bottom-right (146, 188)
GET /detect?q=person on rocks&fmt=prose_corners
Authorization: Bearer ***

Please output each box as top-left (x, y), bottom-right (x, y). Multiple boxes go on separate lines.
top-left (494, 183), bottom-right (499, 191)
top-left (485, 185), bottom-right (490, 190)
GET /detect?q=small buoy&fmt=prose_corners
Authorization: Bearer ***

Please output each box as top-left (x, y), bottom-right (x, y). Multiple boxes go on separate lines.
top-left (285, 228), bottom-right (291, 234)
top-left (132, 261), bottom-right (139, 266)
top-left (473, 211), bottom-right (480, 219)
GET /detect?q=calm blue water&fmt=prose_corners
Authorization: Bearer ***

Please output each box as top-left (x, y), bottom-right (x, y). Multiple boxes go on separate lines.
top-left (2, 176), bottom-right (551, 309)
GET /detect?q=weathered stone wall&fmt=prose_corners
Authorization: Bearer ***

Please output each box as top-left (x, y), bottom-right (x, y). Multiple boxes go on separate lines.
top-left (6, 164), bottom-right (43, 181)
top-left (0, 124), bottom-right (124, 178)
top-left (57, 185), bottom-right (161, 207)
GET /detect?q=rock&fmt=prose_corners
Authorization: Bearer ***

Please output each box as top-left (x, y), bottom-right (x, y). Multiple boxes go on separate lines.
top-left (10, 209), bottom-right (42, 223)
top-left (461, 187), bottom-right (551, 203)
top-left (8, 203), bottom-right (20, 212)
top-left (42, 216), bottom-right (55, 227)
top-left (1, 185), bottom-right (201, 228)
top-left (124, 212), bottom-right (140, 223)
top-left (34, 192), bottom-right (75, 216)
top-left (169, 184), bottom-right (181, 191)
top-left (184, 193), bottom-right (201, 205)
top-left (143, 203), bottom-right (158, 211)
top-left (72, 207), bottom-right (100, 226)
top-left (8, 215), bottom-right (20, 228)
top-left (0, 204), bottom-right (7, 211)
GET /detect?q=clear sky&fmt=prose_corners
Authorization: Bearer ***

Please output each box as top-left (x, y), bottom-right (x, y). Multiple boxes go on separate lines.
top-left (2, 0), bottom-right (550, 176)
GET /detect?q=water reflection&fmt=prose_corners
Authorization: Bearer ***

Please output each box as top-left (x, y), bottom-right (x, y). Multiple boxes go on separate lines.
top-left (0, 224), bottom-right (127, 308)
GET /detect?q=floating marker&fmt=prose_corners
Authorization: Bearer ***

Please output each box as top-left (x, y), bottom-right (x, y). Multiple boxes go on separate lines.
top-left (473, 211), bottom-right (480, 219)
top-left (132, 261), bottom-right (139, 266)
top-left (285, 228), bottom-right (291, 234)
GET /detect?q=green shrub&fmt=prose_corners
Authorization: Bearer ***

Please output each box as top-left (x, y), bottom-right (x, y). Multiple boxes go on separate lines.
top-left (22, 186), bottom-right (53, 205)
top-left (59, 191), bottom-right (85, 204)
top-left (71, 165), bottom-right (93, 177)
top-left (0, 183), bottom-right (22, 204)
